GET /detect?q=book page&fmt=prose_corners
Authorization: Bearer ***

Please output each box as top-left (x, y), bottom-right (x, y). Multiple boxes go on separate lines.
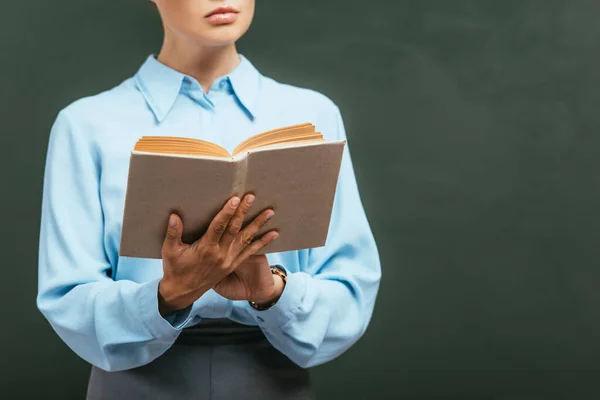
top-left (134, 136), bottom-right (231, 157)
top-left (232, 123), bottom-right (321, 156)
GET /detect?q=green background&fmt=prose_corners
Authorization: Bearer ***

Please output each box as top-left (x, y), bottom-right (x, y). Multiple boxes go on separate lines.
top-left (2, 0), bottom-right (600, 398)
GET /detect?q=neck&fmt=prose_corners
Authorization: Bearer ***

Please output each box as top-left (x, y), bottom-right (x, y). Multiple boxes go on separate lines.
top-left (157, 29), bottom-right (241, 94)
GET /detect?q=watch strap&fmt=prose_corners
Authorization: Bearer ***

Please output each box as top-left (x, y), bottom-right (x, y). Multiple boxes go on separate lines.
top-left (249, 264), bottom-right (287, 311)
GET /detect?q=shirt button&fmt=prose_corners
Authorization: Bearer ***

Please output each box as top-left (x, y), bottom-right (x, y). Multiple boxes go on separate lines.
top-left (219, 80), bottom-right (226, 89)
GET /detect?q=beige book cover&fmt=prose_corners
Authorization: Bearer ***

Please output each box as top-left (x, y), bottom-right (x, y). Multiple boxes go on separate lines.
top-left (119, 123), bottom-right (346, 259)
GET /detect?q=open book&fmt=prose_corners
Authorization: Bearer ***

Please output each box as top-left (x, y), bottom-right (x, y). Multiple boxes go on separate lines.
top-left (119, 123), bottom-right (346, 259)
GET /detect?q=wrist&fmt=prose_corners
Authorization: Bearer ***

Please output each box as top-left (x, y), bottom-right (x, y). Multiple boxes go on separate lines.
top-left (249, 265), bottom-right (287, 311)
top-left (260, 274), bottom-right (285, 305)
top-left (157, 278), bottom-right (207, 317)
top-left (157, 279), bottom-right (182, 316)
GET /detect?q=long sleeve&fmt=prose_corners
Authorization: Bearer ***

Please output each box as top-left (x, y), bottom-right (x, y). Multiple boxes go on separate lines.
top-left (246, 105), bottom-right (382, 368)
top-left (36, 110), bottom-right (193, 372)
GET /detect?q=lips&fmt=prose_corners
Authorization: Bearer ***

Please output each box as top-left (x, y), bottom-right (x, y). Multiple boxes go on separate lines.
top-left (204, 6), bottom-right (240, 18)
top-left (204, 5), bottom-right (240, 25)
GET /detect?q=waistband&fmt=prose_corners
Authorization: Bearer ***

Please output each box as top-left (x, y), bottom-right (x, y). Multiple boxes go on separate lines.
top-left (175, 318), bottom-right (265, 345)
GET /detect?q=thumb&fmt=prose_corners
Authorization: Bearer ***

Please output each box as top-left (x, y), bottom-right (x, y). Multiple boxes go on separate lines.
top-left (163, 213), bottom-right (183, 250)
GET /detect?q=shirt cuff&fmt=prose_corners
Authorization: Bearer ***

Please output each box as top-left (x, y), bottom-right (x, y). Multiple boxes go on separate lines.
top-left (163, 304), bottom-right (194, 328)
top-left (136, 277), bottom-right (194, 339)
top-left (247, 271), bottom-right (308, 329)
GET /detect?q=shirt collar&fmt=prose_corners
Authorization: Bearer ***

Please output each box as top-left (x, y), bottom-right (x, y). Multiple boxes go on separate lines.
top-left (227, 55), bottom-right (261, 119)
top-left (134, 54), bottom-right (261, 122)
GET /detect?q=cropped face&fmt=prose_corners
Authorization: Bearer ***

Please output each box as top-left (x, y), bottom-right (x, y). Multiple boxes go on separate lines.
top-left (151, 0), bottom-right (255, 46)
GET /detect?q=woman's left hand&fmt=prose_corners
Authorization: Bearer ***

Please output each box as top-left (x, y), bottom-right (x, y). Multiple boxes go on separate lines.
top-left (213, 254), bottom-right (285, 304)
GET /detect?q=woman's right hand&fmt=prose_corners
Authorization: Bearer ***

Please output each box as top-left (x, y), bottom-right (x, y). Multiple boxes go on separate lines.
top-left (157, 194), bottom-right (278, 317)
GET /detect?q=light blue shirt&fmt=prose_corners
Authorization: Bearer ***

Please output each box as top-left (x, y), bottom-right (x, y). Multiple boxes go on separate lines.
top-left (37, 54), bottom-right (381, 372)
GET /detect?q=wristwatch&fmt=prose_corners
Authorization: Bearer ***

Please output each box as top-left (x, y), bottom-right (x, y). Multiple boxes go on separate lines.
top-left (249, 264), bottom-right (287, 311)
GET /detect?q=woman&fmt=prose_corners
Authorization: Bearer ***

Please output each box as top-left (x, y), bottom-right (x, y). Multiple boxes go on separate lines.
top-left (37, 1), bottom-right (381, 399)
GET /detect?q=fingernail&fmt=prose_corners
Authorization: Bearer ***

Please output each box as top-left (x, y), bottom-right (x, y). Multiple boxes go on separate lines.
top-left (231, 197), bottom-right (240, 207)
top-left (273, 232), bottom-right (279, 240)
top-left (265, 211), bottom-right (274, 220)
top-left (246, 195), bottom-right (255, 205)
top-left (169, 215), bottom-right (177, 228)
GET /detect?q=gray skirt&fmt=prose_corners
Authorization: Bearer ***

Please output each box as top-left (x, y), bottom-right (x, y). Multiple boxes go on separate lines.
top-left (86, 319), bottom-right (315, 400)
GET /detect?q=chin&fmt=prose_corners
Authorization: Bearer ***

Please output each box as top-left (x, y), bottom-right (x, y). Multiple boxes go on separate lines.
top-left (197, 27), bottom-right (249, 46)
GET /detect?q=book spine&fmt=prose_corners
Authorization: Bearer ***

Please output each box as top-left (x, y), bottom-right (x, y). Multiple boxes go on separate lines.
top-left (231, 155), bottom-right (249, 197)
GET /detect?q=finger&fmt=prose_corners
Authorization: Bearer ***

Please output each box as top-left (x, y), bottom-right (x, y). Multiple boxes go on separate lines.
top-left (232, 209), bottom-right (275, 254)
top-left (221, 193), bottom-right (255, 248)
top-left (231, 231), bottom-right (279, 269)
top-left (204, 196), bottom-right (240, 245)
top-left (162, 213), bottom-right (183, 257)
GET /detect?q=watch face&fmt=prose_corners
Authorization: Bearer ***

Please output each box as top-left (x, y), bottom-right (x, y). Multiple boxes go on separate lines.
top-left (270, 264), bottom-right (287, 276)
top-left (270, 266), bottom-right (287, 283)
